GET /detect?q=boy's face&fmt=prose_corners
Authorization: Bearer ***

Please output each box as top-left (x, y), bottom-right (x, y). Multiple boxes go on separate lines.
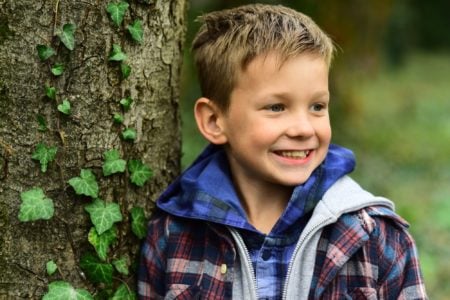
top-left (220, 52), bottom-right (331, 189)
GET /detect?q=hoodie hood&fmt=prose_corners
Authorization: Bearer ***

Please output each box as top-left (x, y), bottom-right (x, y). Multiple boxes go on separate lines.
top-left (157, 144), bottom-right (356, 232)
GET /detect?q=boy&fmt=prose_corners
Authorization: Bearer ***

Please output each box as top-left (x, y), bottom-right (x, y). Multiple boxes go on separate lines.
top-left (138, 4), bottom-right (427, 299)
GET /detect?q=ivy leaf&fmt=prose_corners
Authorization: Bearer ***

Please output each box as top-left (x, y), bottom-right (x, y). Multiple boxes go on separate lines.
top-left (112, 255), bottom-right (129, 276)
top-left (120, 63), bottom-right (131, 79)
top-left (106, 1), bottom-right (129, 27)
top-left (113, 113), bottom-right (124, 124)
top-left (57, 23), bottom-right (76, 51)
top-left (88, 226), bottom-right (117, 261)
top-left (46, 260), bottom-right (58, 276)
top-left (127, 19), bottom-right (143, 44)
top-left (57, 99), bottom-right (71, 115)
top-left (130, 206), bottom-right (147, 239)
top-left (32, 142), bottom-right (57, 173)
top-left (36, 45), bottom-right (56, 61)
top-left (42, 281), bottom-right (93, 300)
top-left (128, 159), bottom-right (153, 187)
top-left (109, 44), bottom-right (127, 62)
top-left (37, 115), bottom-right (47, 132)
top-left (51, 63), bottom-right (64, 76)
top-left (121, 128), bottom-right (136, 141)
top-left (68, 169), bottom-right (99, 198)
top-left (79, 253), bottom-right (114, 284)
top-left (119, 96), bottom-right (133, 111)
top-left (112, 284), bottom-right (136, 300)
top-left (102, 149), bottom-right (126, 176)
top-left (18, 188), bottom-right (54, 222)
top-left (45, 86), bottom-right (56, 100)
top-left (85, 199), bottom-right (123, 235)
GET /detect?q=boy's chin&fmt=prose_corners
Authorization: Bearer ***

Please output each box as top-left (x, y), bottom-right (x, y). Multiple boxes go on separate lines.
top-left (274, 175), bottom-right (312, 187)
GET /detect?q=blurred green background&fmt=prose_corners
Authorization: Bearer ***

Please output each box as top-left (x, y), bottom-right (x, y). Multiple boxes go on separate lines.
top-left (180, 1), bottom-right (450, 298)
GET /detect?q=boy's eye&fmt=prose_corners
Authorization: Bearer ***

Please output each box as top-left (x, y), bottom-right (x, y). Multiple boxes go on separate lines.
top-left (311, 103), bottom-right (327, 112)
top-left (266, 104), bottom-right (285, 112)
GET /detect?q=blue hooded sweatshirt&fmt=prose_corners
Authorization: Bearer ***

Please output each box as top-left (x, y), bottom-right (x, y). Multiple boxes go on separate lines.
top-left (157, 143), bottom-right (356, 234)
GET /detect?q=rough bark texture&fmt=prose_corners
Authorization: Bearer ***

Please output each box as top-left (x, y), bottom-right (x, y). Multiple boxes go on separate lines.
top-left (0, 0), bottom-right (185, 298)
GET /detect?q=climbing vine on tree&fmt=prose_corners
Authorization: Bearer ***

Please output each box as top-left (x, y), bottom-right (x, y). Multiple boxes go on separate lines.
top-left (18, 1), bottom-right (155, 298)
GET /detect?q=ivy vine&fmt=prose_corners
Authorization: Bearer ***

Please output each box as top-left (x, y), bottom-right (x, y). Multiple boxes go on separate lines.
top-left (19, 1), bottom-right (153, 298)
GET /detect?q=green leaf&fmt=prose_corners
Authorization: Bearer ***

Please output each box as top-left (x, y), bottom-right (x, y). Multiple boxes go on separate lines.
top-left (85, 199), bottom-right (123, 234)
top-left (18, 188), bottom-right (54, 222)
top-left (130, 206), bottom-right (147, 239)
top-left (128, 159), bottom-right (153, 187)
top-left (51, 63), bottom-right (64, 76)
top-left (32, 142), bottom-right (57, 172)
top-left (57, 23), bottom-right (76, 51)
top-left (127, 19), bottom-right (143, 44)
top-left (112, 284), bottom-right (136, 300)
top-left (109, 44), bottom-right (127, 62)
top-left (37, 45), bottom-right (56, 61)
top-left (121, 128), bottom-right (136, 141)
top-left (68, 169), bottom-right (99, 198)
top-left (120, 63), bottom-right (131, 79)
top-left (107, 1), bottom-right (129, 26)
top-left (45, 86), bottom-right (56, 100)
top-left (46, 260), bottom-right (58, 276)
top-left (113, 113), bottom-right (124, 124)
top-left (88, 226), bottom-right (117, 261)
top-left (102, 149), bottom-right (126, 176)
top-left (79, 253), bottom-right (114, 284)
top-left (57, 99), bottom-right (71, 115)
top-left (119, 96), bottom-right (133, 111)
top-left (37, 114), bottom-right (47, 132)
top-left (112, 256), bottom-right (129, 276)
top-left (43, 281), bottom-right (93, 300)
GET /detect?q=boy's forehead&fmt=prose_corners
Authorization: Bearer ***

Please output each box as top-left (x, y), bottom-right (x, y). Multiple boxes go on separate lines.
top-left (230, 52), bottom-right (329, 102)
top-left (238, 51), bottom-right (328, 80)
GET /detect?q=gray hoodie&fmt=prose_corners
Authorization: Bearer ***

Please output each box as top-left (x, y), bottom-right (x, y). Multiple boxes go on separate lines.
top-left (229, 175), bottom-right (395, 299)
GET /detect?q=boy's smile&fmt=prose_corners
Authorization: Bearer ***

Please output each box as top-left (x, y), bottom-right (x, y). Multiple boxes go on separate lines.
top-left (219, 52), bottom-right (331, 194)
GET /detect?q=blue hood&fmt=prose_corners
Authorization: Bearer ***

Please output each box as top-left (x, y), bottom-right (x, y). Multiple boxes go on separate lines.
top-left (157, 144), bottom-right (356, 233)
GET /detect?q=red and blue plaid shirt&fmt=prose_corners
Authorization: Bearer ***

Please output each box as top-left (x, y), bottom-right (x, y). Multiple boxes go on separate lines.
top-left (138, 206), bottom-right (427, 299)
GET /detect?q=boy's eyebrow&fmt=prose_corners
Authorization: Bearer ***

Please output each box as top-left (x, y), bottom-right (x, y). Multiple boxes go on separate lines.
top-left (267, 90), bottom-right (330, 100)
top-left (313, 91), bottom-right (330, 100)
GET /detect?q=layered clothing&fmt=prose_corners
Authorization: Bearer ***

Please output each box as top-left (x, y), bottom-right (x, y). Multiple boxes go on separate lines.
top-left (138, 145), bottom-right (427, 299)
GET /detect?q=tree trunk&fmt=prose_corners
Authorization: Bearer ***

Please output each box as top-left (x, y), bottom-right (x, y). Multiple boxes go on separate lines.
top-left (0, 0), bottom-right (186, 298)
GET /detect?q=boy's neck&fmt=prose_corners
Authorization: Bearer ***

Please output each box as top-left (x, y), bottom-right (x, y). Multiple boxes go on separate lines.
top-left (233, 177), bottom-right (293, 234)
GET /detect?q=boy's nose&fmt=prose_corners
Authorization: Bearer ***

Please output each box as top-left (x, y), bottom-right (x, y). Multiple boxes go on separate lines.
top-left (285, 115), bottom-right (315, 138)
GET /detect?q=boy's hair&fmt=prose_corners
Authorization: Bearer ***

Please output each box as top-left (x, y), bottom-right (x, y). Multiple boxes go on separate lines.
top-left (192, 4), bottom-right (335, 112)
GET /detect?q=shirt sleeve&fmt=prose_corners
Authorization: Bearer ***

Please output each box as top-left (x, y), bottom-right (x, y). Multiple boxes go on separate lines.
top-left (377, 219), bottom-right (428, 299)
top-left (137, 212), bottom-right (168, 300)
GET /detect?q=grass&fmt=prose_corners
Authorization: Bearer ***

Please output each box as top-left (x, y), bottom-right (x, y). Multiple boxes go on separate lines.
top-left (180, 51), bottom-right (450, 298)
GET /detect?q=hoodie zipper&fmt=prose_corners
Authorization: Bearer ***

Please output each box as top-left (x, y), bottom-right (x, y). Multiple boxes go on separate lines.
top-left (229, 228), bottom-right (259, 300)
top-left (281, 216), bottom-right (334, 300)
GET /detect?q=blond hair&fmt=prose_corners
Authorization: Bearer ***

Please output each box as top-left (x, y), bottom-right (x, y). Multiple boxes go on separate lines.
top-left (192, 4), bottom-right (335, 112)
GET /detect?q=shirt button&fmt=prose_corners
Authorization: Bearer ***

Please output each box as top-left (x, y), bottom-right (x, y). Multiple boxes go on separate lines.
top-left (220, 263), bottom-right (227, 274)
top-left (261, 249), bottom-right (271, 261)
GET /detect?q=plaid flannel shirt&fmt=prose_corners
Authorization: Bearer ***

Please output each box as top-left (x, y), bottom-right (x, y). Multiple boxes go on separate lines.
top-left (137, 205), bottom-right (427, 299)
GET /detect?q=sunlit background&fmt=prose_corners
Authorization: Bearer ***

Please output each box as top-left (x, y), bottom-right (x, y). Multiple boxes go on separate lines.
top-left (180, 1), bottom-right (450, 298)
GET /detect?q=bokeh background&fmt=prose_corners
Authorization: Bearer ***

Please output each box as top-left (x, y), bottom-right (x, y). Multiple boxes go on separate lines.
top-left (180, 1), bottom-right (450, 298)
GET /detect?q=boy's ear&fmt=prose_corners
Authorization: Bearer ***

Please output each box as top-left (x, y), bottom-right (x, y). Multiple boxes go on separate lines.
top-left (194, 97), bottom-right (228, 145)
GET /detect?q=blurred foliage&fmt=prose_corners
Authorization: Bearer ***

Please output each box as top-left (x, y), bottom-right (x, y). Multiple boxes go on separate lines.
top-left (337, 53), bottom-right (450, 300)
top-left (180, 1), bottom-right (450, 298)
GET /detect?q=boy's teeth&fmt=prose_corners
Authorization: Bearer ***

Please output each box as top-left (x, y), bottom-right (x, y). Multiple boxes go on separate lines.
top-left (279, 150), bottom-right (309, 158)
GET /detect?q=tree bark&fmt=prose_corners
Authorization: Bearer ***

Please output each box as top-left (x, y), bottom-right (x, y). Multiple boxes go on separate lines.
top-left (0, 0), bottom-right (186, 298)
